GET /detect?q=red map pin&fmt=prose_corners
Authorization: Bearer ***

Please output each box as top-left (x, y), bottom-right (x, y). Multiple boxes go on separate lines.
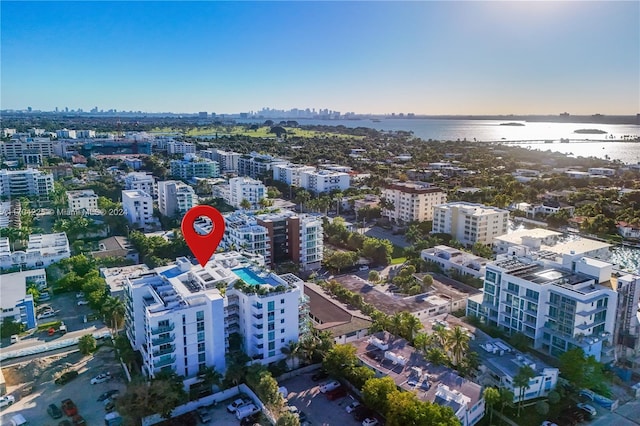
top-left (181, 205), bottom-right (226, 267)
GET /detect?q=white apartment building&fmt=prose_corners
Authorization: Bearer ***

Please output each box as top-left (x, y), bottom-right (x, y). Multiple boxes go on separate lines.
top-left (613, 273), bottom-right (640, 363)
top-left (75, 130), bottom-right (96, 138)
top-left (299, 169), bottom-right (350, 194)
top-left (56, 129), bottom-right (77, 139)
top-left (467, 255), bottom-right (618, 361)
top-left (123, 253), bottom-right (303, 380)
top-left (1, 138), bottom-right (54, 164)
top-left (237, 152), bottom-right (288, 179)
top-left (0, 269), bottom-right (45, 330)
top-left (170, 158), bottom-right (220, 180)
top-left (124, 172), bottom-right (156, 198)
top-left (382, 181), bottom-right (447, 223)
top-left (421, 245), bottom-right (490, 278)
top-left (219, 212), bottom-right (270, 259)
top-left (157, 180), bottom-right (197, 217)
top-left (67, 189), bottom-right (99, 214)
top-left (0, 233), bottom-right (71, 270)
top-left (0, 168), bottom-right (54, 199)
top-left (272, 163), bottom-right (316, 187)
top-left (228, 177), bottom-right (267, 209)
top-left (122, 189), bottom-right (155, 230)
top-left (167, 141), bottom-right (196, 155)
top-left (200, 149), bottom-right (241, 173)
top-left (432, 202), bottom-right (510, 246)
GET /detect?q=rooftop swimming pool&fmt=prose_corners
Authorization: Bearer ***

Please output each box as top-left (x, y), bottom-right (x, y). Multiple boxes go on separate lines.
top-left (232, 267), bottom-right (281, 286)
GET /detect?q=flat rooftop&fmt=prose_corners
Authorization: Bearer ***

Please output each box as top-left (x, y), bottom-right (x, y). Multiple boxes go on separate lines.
top-left (305, 282), bottom-right (372, 338)
top-left (102, 264), bottom-right (151, 295)
top-left (494, 228), bottom-right (562, 244)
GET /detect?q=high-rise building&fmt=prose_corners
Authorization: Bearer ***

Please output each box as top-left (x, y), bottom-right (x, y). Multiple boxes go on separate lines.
top-left (123, 252), bottom-right (304, 379)
top-left (0, 269), bottom-right (44, 329)
top-left (228, 177), bottom-right (267, 209)
top-left (199, 149), bottom-right (241, 173)
top-left (157, 181), bottom-right (197, 217)
top-left (432, 202), bottom-right (510, 246)
top-left (613, 273), bottom-right (640, 362)
top-left (0, 169), bottom-right (54, 199)
top-left (124, 172), bottom-right (156, 198)
top-left (170, 158), bottom-right (219, 180)
top-left (122, 190), bottom-right (154, 230)
top-left (1, 138), bottom-right (54, 164)
top-left (382, 181), bottom-right (447, 223)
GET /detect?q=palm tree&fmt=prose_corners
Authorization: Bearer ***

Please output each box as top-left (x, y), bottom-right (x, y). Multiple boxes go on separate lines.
top-left (483, 387), bottom-right (501, 425)
top-left (239, 198), bottom-right (252, 210)
top-left (400, 312), bottom-right (422, 343)
top-left (499, 387), bottom-right (515, 415)
top-left (197, 366), bottom-right (222, 392)
top-left (280, 340), bottom-right (300, 370)
top-left (513, 365), bottom-right (536, 416)
top-left (390, 313), bottom-right (404, 337)
top-left (102, 296), bottom-right (125, 333)
top-left (448, 326), bottom-right (470, 366)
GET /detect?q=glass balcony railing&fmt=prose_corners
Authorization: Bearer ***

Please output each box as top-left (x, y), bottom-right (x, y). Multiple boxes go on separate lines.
top-left (151, 323), bottom-right (175, 335)
top-left (153, 355), bottom-right (176, 369)
top-left (151, 334), bottom-right (175, 346)
top-left (152, 344), bottom-right (175, 357)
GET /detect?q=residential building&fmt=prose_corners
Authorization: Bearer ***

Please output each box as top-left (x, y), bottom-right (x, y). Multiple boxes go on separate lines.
top-left (124, 172), bottom-right (156, 198)
top-left (382, 181), bottom-right (447, 224)
top-left (199, 149), bottom-right (241, 173)
top-left (122, 190), bottom-right (155, 230)
top-left (170, 158), bottom-right (220, 180)
top-left (123, 252), bottom-right (303, 381)
top-left (353, 195), bottom-right (380, 212)
top-left (66, 189), bottom-right (99, 214)
top-left (0, 201), bottom-right (19, 229)
top-left (613, 273), bottom-right (640, 364)
top-left (511, 201), bottom-right (575, 219)
top-left (0, 269), bottom-right (44, 329)
top-left (157, 180), bottom-right (197, 217)
top-left (299, 169), bottom-right (350, 194)
top-left (256, 211), bottom-right (323, 271)
top-left (475, 338), bottom-right (558, 402)
top-left (0, 233), bottom-right (71, 270)
top-left (0, 138), bottom-right (54, 164)
top-left (353, 332), bottom-right (485, 426)
top-left (421, 245), bottom-right (490, 278)
top-left (92, 236), bottom-right (140, 264)
top-left (466, 255), bottom-right (618, 361)
top-left (0, 168), bottom-right (54, 199)
top-left (101, 263), bottom-right (151, 298)
top-left (272, 163), bottom-right (316, 187)
top-left (167, 141), bottom-right (196, 155)
top-left (56, 129), bottom-right (77, 139)
top-left (228, 177), bottom-right (267, 209)
top-left (617, 222), bottom-right (640, 240)
top-left (219, 212), bottom-right (270, 259)
top-left (237, 152), bottom-right (287, 179)
top-left (432, 202), bottom-right (509, 246)
top-left (75, 130), bottom-right (96, 138)
top-left (588, 167), bottom-right (617, 176)
top-left (123, 157), bottom-right (143, 170)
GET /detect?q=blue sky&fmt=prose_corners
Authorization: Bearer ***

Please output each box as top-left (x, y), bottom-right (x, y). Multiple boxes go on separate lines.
top-left (2, 1), bottom-right (638, 115)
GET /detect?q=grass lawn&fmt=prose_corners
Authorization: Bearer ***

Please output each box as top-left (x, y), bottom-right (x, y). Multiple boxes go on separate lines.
top-left (151, 125), bottom-right (362, 139)
top-left (390, 257), bottom-right (407, 265)
top-left (481, 396), bottom-right (576, 426)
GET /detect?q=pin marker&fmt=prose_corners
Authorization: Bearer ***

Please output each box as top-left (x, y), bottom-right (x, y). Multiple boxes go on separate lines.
top-left (181, 205), bottom-right (226, 267)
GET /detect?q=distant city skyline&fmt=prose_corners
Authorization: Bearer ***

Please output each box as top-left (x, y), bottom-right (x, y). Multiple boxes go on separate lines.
top-left (1, 1), bottom-right (638, 115)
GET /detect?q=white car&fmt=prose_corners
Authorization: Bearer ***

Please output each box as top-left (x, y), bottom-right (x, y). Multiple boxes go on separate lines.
top-left (226, 398), bottom-right (249, 413)
top-left (0, 395), bottom-right (15, 408)
top-left (577, 403), bottom-right (597, 416)
top-left (345, 400), bottom-right (361, 413)
top-left (362, 418), bottom-right (379, 426)
top-left (37, 311), bottom-right (56, 319)
top-left (359, 265), bottom-right (369, 271)
top-left (76, 292), bottom-right (85, 298)
top-left (319, 380), bottom-right (341, 393)
top-left (541, 422), bottom-right (558, 426)
top-left (77, 299), bottom-right (89, 306)
top-left (90, 372), bottom-right (111, 384)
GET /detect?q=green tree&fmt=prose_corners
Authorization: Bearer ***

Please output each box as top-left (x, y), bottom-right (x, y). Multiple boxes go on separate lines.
top-left (240, 198), bottom-right (252, 210)
top-left (499, 387), bottom-right (515, 414)
top-left (361, 237), bottom-right (393, 266)
top-left (78, 334), bottom-right (97, 355)
top-left (448, 326), bottom-right (470, 366)
top-left (362, 376), bottom-right (397, 414)
top-left (102, 296), bottom-right (125, 333)
top-left (280, 340), bottom-right (300, 370)
top-left (368, 270), bottom-right (380, 283)
top-left (471, 242), bottom-right (493, 259)
top-left (513, 365), bottom-right (536, 416)
top-left (276, 412), bottom-right (301, 426)
top-left (323, 250), bottom-right (358, 273)
top-left (483, 387), bottom-right (500, 426)
top-left (323, 344), bottom-right (358, 378)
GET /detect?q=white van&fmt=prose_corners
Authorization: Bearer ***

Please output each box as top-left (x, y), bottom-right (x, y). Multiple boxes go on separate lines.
top-left (10, 334), bottom-right (19, 344)
top-left (10, 414), bottom-right (30, 426)
top-left (235, 403), bottom-right (260, 420)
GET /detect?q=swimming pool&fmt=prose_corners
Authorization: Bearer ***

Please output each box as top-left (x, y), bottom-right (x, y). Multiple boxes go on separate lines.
top-left (232, 267), bottom-right (263, 285)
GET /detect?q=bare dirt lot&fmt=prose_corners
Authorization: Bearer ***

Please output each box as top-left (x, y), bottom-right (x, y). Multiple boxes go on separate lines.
top-left (1, 345), bottom-right (126, 426)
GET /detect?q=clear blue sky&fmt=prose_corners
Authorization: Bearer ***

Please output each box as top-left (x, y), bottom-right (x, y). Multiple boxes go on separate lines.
top-left (2, 1), bottom-right (638, 115)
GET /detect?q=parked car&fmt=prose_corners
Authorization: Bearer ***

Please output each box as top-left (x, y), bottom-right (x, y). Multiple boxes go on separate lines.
top-left (227, 398), bottom-right (250, 413)
top-left (77, 299), bottom-right (89, 306)
top-left (61, 399), bottom-right (78, 416)
top-left (91, 372), bottom-right (112, 384)
top-left (8, 414), bottom-right (28, 426)
top-left (196, 407), bottom-right (211, 423)
top-left (0, 395), bottom-right (15, 408)
top-left (541, 422), bottom-right (558, 426)
top-left (319, 380), bottom-right (341, 393)
top-left (235, 403), bottom-right (260, 420)
top-left (362, 418), bottom-right (379, 426)
top-left (55, 371), bottom-right (79, 385)
top-left (311, 370), bottom-right (329, 381)
top-left (326, 386), bottom-right (347, 400)
top-left (72, 414), bottom-right (87, 425)
top-left (345, 400), bottom-right (361, 413)
top-left (105, 399), bottom-right (116, 412)
top-left (10, 334), bottom-right (19, 344)
top-left (47, 403), bottom-right (64, 419)
top-left (38, 310), bottom-right (56, 319)
top-left (577, 403), bottom-right (597, 417)
top-left (76, 292), bottom-right (85, 299)
top-left (278, 386), bottom-right (289, 398)
top-left (353, 406), bottom-right (373, 422)
top-left (97, 390), bottom-right (120, 402)
top-left (359, 265), bottom-right (370, 271)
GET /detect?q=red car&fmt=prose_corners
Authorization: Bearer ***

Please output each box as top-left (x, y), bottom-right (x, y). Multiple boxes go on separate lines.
top-left (61, 399), bottom-right (78, 416)
top-left (326, 386), bottom-right (347, 400)
top-left (72, 414), bottom-right (87, 425)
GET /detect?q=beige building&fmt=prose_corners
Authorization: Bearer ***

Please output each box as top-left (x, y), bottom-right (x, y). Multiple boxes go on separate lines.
top-left (67, 189), bottom-right (99, 214)
top-left (382, 181), bottom-right (446, 223)
top-left (432, 202), bottom-right (509, 246)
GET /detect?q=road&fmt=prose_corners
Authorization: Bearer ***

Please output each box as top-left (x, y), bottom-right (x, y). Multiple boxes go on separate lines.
top-left (588, 399), bottom-right (640, 426)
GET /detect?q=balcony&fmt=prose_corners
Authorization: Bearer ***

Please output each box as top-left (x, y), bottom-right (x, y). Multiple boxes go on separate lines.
top-left (151, 334), bottom-right (175, 346)
top-left (153, 344), bottom-right (176, 357)
top-left (153, 355), bottom-right (176, 369)
top-left (253, 313), bottom-right (263, 320)
top-left (151, 323), bottom-right (175, 335)
top-left (253, 333), bottom-right (264, 340)
top-left (253, 323), bottom-right (263, 330)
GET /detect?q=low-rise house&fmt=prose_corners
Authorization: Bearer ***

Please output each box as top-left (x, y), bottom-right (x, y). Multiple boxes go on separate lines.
top-left (617, 221), bottom-right (640, 240)
top-left (421, 245), bottom-right (489, 278)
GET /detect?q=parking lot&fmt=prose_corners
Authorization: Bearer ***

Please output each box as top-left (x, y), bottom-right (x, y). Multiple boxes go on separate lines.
top-left (0, 345), bottom-right (126, 426)
top-left (281, 373), bottom-right (363, 426)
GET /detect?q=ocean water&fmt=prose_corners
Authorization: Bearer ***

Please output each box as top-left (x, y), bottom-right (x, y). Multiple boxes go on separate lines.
top-left (237, 118), bottom-right (640, 164)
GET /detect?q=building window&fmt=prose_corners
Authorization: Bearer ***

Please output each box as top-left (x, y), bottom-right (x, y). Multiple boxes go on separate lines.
top-left (280, 309), bottom-right (285, 314)
top-left (281, 299), bottom-right (285, 304)
top-left (281, 328), bottom-right (285, 333)
top-left (268, 342), bottom-right (275, 351)
top-left (198, 342), bottom-right (205, 352)
top-left (198, 353), bottom-right (206, 362)
top-left (196, 311), bottom-right (204, 321)
top-left (197, 332), bottom-right (205, 342)
top-left (268, 301), bottom-right (275, 311)
top-left (280, 319), bottom-right (285, 324)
